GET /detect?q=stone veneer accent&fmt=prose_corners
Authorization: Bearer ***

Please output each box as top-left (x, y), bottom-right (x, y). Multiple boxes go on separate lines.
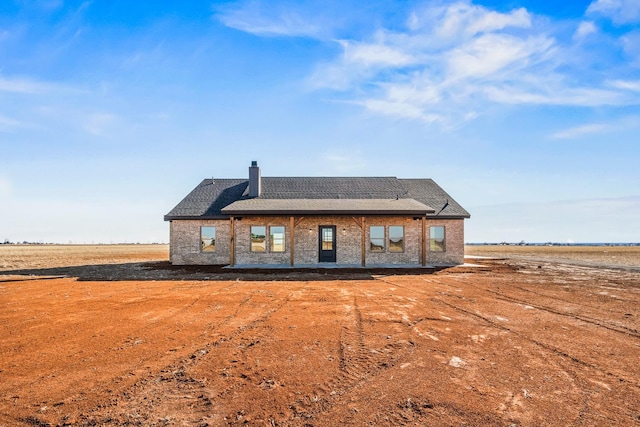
top-left (169, 216), bottom-right (464, 266)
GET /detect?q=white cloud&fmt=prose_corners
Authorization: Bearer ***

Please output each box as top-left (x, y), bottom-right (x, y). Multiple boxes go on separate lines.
top-left (587, 0), bottom-right (640, 24)
top-left (484, 85), bottom-right (630, 106)
top-left (574, 21), bottom-right (598, 40)
top-left (307, 1), bottom-right (640, 124)
top-left (409, 2), bottom-right (531, 43)
top-left (608, 79), bottom-right (640, 91)
top-left (356, 98), bottom-right (445, 124)
top-left (0, 76), bottom-right (56, 94)
top-left (216, 1), bottom-right (326, 38)
top-left (446, 34), bottom-right (554, 79)
top-left (550, 123), bottom-right (611, 139)
top-left (224, 0), bottom-right (640, 125)
top-left (341, 40), bottom-right (416, 67)
top-left (550, 114), bottom-right (640, 139)
top-left (621, 31), bottom-right (640, 64)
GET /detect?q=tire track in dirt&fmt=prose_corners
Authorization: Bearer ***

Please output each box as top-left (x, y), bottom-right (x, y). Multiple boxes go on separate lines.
top-left (375, 397), bottom-right (505, 427)
top-left (432, 297), bottom-right (640, 389)
top-left (488, 290), bottom-right (640, 339)
top-left (289, 293), bottom-right (417, 425)
top-left (376, 273), bottom-right (640, 424)
top-left (441, 276), bottom-right (640, 339)
top-left (289, 296), bottom-right (371, 421)
top-left (76, 289), bottom-right (293, 426)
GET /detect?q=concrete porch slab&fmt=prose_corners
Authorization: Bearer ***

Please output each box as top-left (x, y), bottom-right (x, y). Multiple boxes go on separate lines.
top-left (225, 263), bottom-right (446, 269)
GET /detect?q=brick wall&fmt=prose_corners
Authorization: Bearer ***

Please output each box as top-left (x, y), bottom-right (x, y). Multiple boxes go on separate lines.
top-left (169, 219), bottom-right (230, 265)
top-left (169, 216), bottom-right (465, 266)
top-left (425, 218), bottom-right (465, 264)
top-left (234, 217), bottom-right (291, 265)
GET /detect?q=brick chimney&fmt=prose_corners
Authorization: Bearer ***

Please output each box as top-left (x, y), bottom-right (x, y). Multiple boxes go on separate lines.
top-left (249, 160), bottom-right (261, 197)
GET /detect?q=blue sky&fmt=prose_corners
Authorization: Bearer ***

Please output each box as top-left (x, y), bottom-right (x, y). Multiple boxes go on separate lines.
top-left (1, 0), bottom-right (639, 243)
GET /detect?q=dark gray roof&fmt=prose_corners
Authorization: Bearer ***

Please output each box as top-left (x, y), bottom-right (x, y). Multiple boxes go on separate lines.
top-left (164, 177), bottom-right (469, 220)
top-left (400, 179), bottom-right (470, 218)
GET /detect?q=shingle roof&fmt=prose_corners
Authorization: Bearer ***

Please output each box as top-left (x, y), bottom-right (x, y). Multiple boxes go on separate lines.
top-left (400, 179), bottom-right (470, 218)
top-left (164, 177), bottom-right (470, 220)
top-left (222, 198), bottom-right (435, 215)
top-left (164, 179), bottom-right (247, 219)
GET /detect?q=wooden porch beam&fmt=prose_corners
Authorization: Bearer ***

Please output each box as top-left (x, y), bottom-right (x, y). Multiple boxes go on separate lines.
top-left (421, 216), bottom-right (426, 267)
top-left (361, 216), bottom-right (366, 267)
top-left (290, 216), bottom-right (295, 267)
top-left (230, 216), bottom-right (235, 267)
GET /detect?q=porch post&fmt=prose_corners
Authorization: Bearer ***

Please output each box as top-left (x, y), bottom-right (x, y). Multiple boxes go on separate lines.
top-left (290, 216), bottom-right (295, 267)
top-left (421, 216), bottom-right (426, 267)
top-left (361, 216), bottom-right (366, 267)
top-left (230, 216), bottom-right (235, 267)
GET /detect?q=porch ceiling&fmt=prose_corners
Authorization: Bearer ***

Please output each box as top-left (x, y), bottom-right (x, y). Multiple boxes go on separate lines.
top-left (221, 198), bottom-right (435, 215)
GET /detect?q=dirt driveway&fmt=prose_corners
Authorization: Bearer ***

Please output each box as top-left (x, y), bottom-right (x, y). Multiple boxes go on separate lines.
top-left (1, 245), bottom-right (639, 426)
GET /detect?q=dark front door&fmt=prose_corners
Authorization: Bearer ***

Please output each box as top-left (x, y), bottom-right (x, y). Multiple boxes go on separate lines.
top-left (318, 226), bottom-right (337, 263)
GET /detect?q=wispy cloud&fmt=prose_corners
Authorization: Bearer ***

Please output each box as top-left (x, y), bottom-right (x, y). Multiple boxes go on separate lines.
top-left (215, 1), bottom-right (330, 38)
top-left (587, 0), bottom-right (640, 24)
top-left (0, 76), bottom-right (58, 94)
top-left (550, 123), bottom-right (611, 139)
top-left (304, 1), bottom-right (640, 124)
top-left (608, 79), bottom-right (640, 91)
top-left (574, 21), bottom-right (598, 40)
top-left (550, 114), bottom-right (640, 139)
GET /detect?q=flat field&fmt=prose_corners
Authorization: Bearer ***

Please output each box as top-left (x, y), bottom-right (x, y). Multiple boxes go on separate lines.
top-left (1, 245), bottom-right (639, 426)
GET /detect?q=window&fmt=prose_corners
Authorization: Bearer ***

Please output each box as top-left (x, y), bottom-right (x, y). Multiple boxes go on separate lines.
top-left (251, 225), bottom-right (286, 253)
top-left (201, 226), bottom-right (216, 252)
top-left (270, 226), bottom-right (285, 252)
top-left (388, 226), bottom-right (404, 252)
top-left (251, 226), bottom-right (266, 252)
top-left (430, 226), bottom-right (445, 252)
top-left (370, 226), bottom-right (385, 252)
top-left (322, 227), bottom-right (333, 251)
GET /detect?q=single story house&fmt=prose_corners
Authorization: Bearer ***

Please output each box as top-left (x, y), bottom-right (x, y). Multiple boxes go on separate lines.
top-left (164, 161), bottom-right (470, 267)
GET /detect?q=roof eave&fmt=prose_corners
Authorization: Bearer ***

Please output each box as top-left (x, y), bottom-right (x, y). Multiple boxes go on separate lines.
top-left (164, 215), bottom-right (230, 221)
top-left (221, 209), bottom-right (435, 216)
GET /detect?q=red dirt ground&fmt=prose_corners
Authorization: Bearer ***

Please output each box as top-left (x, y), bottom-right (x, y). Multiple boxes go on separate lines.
top-left (1, 245), bottom-right (639, 426)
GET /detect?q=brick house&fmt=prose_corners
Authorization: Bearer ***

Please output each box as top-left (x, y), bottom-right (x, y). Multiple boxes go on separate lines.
top-left (164, 162), bottom-right (470, 267)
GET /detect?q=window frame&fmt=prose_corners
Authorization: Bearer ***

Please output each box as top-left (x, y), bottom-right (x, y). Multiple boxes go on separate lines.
top-left (388, 225), bottom-right (404, 253)
top-left (250, 226), bottom-right (267, 252)
top-left (430, 226), bottom-right (446, 252)
top-left (270, 226), bottom-right (286, 253)
top-left (369, 225), bottom-right (385, 252)
top-left (200, 226), bottom-right (216, 252)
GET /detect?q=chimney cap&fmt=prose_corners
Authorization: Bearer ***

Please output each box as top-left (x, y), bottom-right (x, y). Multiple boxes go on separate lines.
top-left (251, 160), bottom-right (258, 167)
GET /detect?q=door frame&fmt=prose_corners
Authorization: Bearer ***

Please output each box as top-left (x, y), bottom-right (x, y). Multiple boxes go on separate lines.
top-left (318, 225), bottom-right (337, 263)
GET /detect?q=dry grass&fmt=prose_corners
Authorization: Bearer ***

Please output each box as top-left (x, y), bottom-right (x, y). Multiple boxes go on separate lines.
top-left (465, 244), bottom-right (640, 269)
top-left (0, 244), bottom-right (169, 271)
